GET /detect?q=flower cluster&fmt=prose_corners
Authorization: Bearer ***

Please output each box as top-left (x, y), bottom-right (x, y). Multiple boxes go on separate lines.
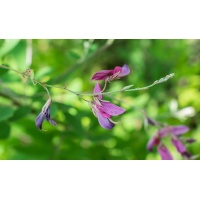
top-left (90, 64), bottom-right (130, 129)
top-left (146, 118), bottom-right (195, 160)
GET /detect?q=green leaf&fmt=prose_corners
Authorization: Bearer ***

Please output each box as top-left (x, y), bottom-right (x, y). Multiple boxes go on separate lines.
top-left (0, 39), bottom-right (21, 58)
top-left (10, 106), bottom-right (31, 121)
top-left (0, 122), bottom-right (10, 139)
top-left (0, 106), bottom-right (15, 121)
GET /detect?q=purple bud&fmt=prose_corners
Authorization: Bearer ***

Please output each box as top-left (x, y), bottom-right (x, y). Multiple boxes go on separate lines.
top-left (185, 139), bottom-right (196, 143)
top-left (147, 118), bottom-right (156, 126)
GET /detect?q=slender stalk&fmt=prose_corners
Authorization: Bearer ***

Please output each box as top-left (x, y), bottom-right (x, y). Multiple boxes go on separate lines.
top-left (101, 80), bottom-right (108, 92)
top-left (38, 82), bottom-right (51, 99)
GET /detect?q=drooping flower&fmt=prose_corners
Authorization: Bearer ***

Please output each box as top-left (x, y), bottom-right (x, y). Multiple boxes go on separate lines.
top-left (91, 64), bottom-right (130, 82)
top-left (90, 83), bottom-right (125, 129)
top-left (35, 99), bottom-right (56, 130)
top-left (147, 124), bottom-right (191, 160)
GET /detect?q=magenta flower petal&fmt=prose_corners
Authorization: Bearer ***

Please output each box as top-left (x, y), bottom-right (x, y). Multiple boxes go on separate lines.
top-left (158, 144), bottom-right (173, 160)
top-left (113, 66), bottom-right (122, 74)
top-left (147, 135), bottom-right (160, 151)
top-left (119, 64), bottom-right (130, 77)
top-left (100, 101), bottom-right (126, 116)
top-left (171, 138), bottom-right (186, 154)
top-left (96, 112), bottom-right (115, 130)
top-left (91, 70), bottom-right (114, 81)
top-left (169, 125), bottom-right (189, 136)
top-left (94, 83), bottom-right (102, 100)
top-left (96, 104), bottom-right (111, 118)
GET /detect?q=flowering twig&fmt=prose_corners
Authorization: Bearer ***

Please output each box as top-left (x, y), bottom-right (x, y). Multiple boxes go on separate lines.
top-left (0, 65), bottom-right (174, 99)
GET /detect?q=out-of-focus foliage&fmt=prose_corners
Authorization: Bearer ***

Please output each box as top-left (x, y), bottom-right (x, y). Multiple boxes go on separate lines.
top-left (0, 39), bottom-right (199, 160)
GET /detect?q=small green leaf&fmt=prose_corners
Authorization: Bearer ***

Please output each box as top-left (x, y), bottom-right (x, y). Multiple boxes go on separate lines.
top-left (0, 122), bottom-right (10, 139)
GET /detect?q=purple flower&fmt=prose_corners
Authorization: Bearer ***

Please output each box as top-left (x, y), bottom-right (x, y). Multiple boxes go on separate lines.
top-left (35, 99), bottom-right (56, 130)
top-left (91, 64), bottom-right (130, 82)
top-left (147, 124), bottom-right (191, 160)
top-left (90, 83), bottom-right (125, 129)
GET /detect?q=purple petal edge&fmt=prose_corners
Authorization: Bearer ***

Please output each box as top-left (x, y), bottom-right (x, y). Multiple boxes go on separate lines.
top-left (158, 144), bottom-right (173, 160)
top-left (35, 112), bottom-right (45, 130)
top-left (96, 112), bottom-right (115, 130)
top-left (119, 64), bottom-right (130, 77)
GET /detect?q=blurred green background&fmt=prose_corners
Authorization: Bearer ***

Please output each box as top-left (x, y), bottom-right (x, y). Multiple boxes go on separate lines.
top-left (0, 39), bottom-right (199, 160)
